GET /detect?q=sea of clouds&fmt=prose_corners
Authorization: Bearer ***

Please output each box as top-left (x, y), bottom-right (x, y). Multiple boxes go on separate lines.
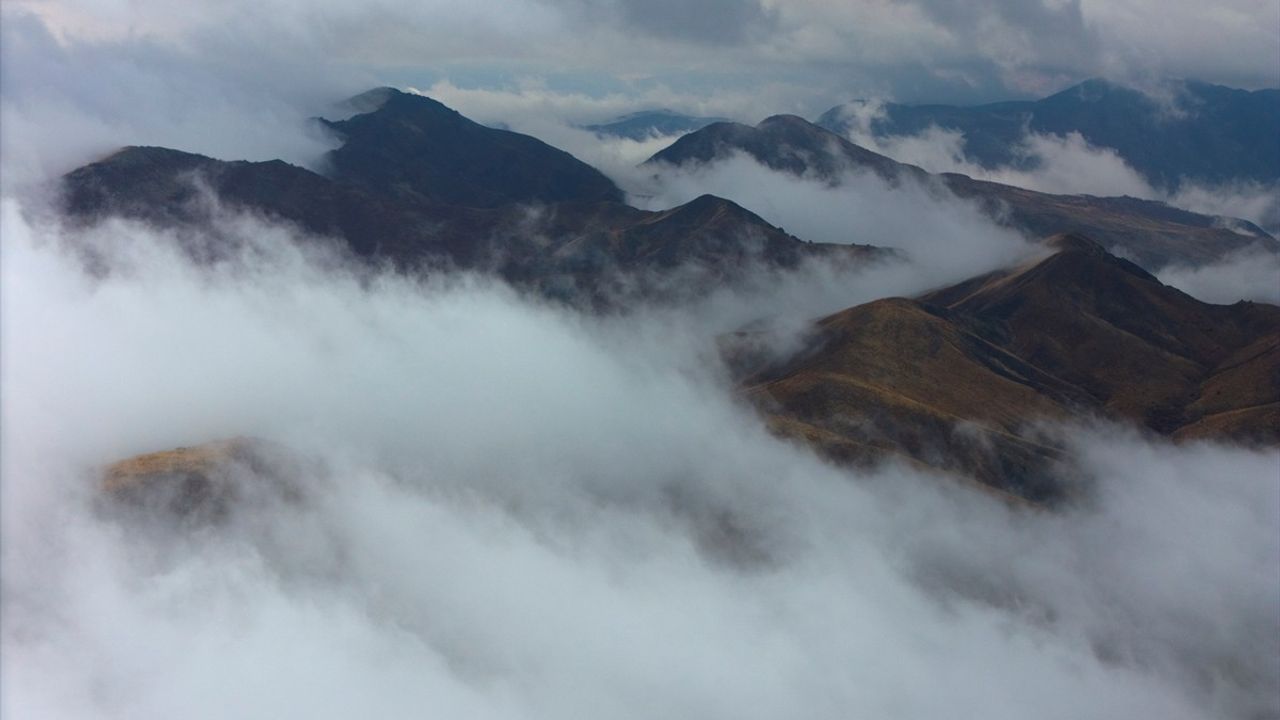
top-left (3, 200), bottom-right (1277, 720)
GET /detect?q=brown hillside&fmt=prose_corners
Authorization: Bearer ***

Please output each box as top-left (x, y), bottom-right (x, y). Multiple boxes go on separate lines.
top-left (743, 234), bottom-right (1280, 501)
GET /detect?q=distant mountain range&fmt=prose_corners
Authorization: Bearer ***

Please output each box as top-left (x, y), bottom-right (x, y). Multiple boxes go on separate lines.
top-left (582, 110), bottom-right (731, 140)
top-left (732, 234), bottom-right (1280, 502)
top-left (62, 90), bottom-right (881, 307)
top-left (815, 78), bottom-right (1280, 192)
top-left (647, 112), bottom-right (1278, 269)
top-left (59, 84), bottom-right (1280, 505)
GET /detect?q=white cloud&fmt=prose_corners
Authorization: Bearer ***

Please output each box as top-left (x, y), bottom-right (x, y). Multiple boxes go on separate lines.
top-left (1158, 247), bottom-right (1280, 304)
top-left (1168, 181), bottom-right (1280, 236)
top-left (3, 200), bottom-right (1274, 720)
top-left (1080, 0), bottom-right (1280, 88)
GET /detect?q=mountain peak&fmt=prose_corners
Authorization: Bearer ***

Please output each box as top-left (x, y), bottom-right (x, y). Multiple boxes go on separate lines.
top-left (645, 112), bottom-right (906, 182)
top-left (320, 90), bottom-right (622, 208)
top-left (751, 235), bottom-right (1280, 499)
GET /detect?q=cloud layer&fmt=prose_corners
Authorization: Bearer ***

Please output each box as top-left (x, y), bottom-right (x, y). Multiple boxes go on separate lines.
top-left (3, 201), bottom-right (1277, 720)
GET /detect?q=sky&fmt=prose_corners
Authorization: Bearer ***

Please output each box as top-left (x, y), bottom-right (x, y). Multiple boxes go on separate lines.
top-left (4, 0), bottom-right (1278, 218)
top-left (5, 0), bottom-right (1278, 117)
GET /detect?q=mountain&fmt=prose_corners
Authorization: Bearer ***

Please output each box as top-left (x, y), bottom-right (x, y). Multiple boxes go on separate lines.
top-left (60, 146), bottom-right (495, 267)
top-left (734, 234), bottom-right (1280, 502)
top-left (60, 88), bottom-right (887, 300)
top-left (649, 114), bottom-right (905, 182)
top-left (62, 87), bottom-right (1280, 505)
top-left (582, 110), bottom-right (732, 140)
top-left (816, 78), bottom-right (1280, 191)
top-left (320, 88), bottom-right (624, 208)
top-left (646, 112), bottom-right (1278, 269)
top-left (61, 145), bottom-right (883, 306)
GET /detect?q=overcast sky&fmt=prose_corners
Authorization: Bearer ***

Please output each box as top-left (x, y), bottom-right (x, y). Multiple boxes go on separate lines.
top-left (6, 0), bottom-right (1278, 115)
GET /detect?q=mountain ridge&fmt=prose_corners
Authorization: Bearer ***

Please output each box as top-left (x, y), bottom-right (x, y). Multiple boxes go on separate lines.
top-left (737, 233), bottom-right (1280, 501)
top-left (646, 111), bottom-right (1278, 269)
top-left (60, 144), bottom-right (885, 306)
top-left (583, 109), bottom-right (733, 140)
top-left (816, 78), bottom-right (1280, 192)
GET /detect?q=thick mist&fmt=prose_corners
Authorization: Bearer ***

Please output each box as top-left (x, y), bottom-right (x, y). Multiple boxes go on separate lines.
top-left (3, 201), bottom-right (1276, 720)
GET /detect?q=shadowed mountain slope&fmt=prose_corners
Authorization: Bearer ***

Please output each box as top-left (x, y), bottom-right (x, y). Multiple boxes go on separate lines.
top-left (736, 234), bottom-right (1280, 502)
top-left (60, 145), bottom-right (493, 266)
top-left (321, 88), bottom-right (624, 208)
top-left (647, 113), bottom-right (1277, 270)
top-left (61, 146), bottom-right (883, 305)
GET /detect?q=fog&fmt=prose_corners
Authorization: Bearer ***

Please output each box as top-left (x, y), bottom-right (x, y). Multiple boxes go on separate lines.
top-left (3, 199), bottom-right (1277, 720)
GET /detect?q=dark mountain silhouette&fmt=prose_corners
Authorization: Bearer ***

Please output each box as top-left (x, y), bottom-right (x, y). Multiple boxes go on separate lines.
top-left (647, 112), bottom-right (1278, 269)
top-left (320, 88), bottom-right (624, 208)
top-left (650, 114), bottom-right (905, 182)
top-left (61, 145), bottom-right (883, 305)
top-left (61, 145), bottom-right (494, 266)
top-left (816, 78), bottom-right (1280, 191)
top-left (735, 234), bottom-right (1280, 502)
top-left (582, 109), bottom-right (732, 140)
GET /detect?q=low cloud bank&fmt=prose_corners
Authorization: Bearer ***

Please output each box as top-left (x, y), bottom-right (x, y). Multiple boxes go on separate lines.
top-left (634, 151), bottom-right (1036, 295)
top-left (2, 200), bottom-right (1276, 719)
top-left (1158, 247), bottom-right (1280, 305)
